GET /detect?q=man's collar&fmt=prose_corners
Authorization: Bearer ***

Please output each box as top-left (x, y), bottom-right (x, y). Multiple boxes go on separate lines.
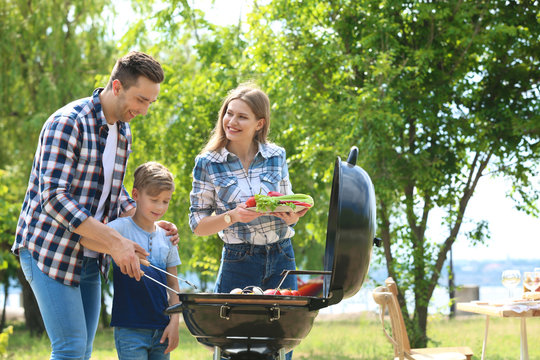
top-left (92, 88), bottom-right (107, 127)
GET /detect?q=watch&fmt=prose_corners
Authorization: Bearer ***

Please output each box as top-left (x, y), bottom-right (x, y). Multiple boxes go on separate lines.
top-left (224, 212), bottom-right (232, 224)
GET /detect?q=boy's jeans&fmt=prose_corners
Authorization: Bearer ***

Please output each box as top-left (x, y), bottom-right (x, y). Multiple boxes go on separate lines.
top-left (114, 327), bottom-right (169, 360)
top-left (19, 248), bottom-right (101, 360)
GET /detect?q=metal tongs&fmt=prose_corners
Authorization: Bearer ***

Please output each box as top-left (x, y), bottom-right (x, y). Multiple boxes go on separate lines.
top-left (139, 258), bottom-right (198, 292)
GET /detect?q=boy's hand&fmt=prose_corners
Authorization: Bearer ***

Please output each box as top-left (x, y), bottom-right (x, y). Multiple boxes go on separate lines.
top-left (161, 316), bottom-right (180, 354)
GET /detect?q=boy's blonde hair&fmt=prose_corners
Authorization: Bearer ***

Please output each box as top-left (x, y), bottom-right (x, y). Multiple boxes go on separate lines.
top-left (133, 162), bottom-right (175, 196)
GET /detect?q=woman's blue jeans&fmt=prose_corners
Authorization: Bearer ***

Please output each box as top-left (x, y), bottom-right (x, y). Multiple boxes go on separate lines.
top-left (215, 238), bottom-right (297, 360)
top-left (19, 248), bottom-right (101, 360)
top-left (214, 238), bottom-right (298, 293)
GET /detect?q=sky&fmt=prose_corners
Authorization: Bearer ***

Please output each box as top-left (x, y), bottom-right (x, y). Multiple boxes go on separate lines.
top-left (443, 175), bottom-right (539, 261)
top-left (117, 1), bottom-right (540, 262)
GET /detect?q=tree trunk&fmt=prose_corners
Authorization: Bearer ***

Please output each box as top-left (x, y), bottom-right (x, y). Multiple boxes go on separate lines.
top-left (0, 276), bottom-right (9, 331)
top-left (99, 288), bottom-right (110, 328)
top-left (1, 279), bottom-right (7, 331)
top-left (16, 267), bottom-right (45, 335)
top-left (416, 304), bottom-right (429, 348)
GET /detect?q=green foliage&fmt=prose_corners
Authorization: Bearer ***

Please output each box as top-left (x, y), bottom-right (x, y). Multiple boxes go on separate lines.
top-left (0, 325), bottom-right (13, 358)
top-left (242, 0), bottom-right (540, 347)
top-left (1, 0), bottom-right (538, 346)
top-left (0, 0), bottom-right (116, 170)
top-left (0, 171), bottom-right (20, 265)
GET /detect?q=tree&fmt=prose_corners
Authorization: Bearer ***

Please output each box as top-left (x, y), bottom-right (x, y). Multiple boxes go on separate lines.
top-left (245, 0), bottom-right (539, 346)
top-left (0, 0), bottom-right (116, 334)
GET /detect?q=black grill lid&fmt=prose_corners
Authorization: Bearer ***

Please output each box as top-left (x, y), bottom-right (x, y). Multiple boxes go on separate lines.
top-left (322, 147), bottom-right (377, 306)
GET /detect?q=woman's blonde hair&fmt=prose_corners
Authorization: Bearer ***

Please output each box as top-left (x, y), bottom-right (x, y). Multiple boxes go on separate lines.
top-left (202, 82), bottom-right (270, 153)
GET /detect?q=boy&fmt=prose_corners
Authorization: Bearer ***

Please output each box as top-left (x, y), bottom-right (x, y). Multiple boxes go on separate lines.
top-left (107, 162), bottom-right (181, 359)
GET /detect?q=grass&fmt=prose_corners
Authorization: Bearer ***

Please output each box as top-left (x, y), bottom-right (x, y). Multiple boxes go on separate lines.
top-left (5, 312), bottom-right (540, 359)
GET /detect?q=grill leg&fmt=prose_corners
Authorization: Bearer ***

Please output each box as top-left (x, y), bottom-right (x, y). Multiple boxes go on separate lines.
top-left (213, 346), bottom-right (221, 360)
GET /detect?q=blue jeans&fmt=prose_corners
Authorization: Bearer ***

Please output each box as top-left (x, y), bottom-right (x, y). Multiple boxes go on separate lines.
top-left (215, 238), bottom-right (297, 360)
top-left (114, 327), bottom-right (169, 360)
top-left (19, 248), bottom-right (101, 360)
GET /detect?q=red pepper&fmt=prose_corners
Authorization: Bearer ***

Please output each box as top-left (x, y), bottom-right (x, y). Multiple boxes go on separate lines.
top-left (279, 200), bottom-right (313, 208)
top-left (267, 191), bottom-right (284, 197)
top-left (297, 276), bottom-right (324, 296)
top-left (245, 196), bottom-right (256, 207)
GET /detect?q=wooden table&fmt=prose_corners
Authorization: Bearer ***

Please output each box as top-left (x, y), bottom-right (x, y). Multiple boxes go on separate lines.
top-left (456, 301), bottom-right (540, 360)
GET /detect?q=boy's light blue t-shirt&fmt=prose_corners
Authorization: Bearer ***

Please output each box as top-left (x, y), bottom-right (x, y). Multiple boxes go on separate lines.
top-left (107, 216), bottom-right (181, 329)
top-left (107, 217), bottom-right (180, 269)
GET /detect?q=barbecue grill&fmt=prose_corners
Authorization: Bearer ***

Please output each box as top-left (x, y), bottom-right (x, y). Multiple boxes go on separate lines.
top-left (165, 147), bottom-right (378, 360)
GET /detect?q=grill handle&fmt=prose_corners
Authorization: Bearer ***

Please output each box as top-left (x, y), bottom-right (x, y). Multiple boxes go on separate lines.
top-left (163, 302), bottom-right (183, 315)
top-left (218, 303), bottom-right (281, 322)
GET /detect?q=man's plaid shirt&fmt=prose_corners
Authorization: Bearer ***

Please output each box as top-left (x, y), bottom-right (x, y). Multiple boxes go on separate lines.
top-left (189, 142), bottom-right (296, 245)
top-left (13, 88), bottom-right (136, 286)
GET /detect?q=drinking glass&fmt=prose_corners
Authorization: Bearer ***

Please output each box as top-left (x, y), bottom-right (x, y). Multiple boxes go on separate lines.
top-left (501, 269), bottom-right (521, 298)
top-left (523, 271), bottom-right (540, 292)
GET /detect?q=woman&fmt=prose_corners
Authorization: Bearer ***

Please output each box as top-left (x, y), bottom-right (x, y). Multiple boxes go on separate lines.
top-left (189, 82), bottom-right (309, 296)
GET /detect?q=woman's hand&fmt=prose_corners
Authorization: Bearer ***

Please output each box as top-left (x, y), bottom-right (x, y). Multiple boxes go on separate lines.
top-left (231, 203), bottom-right (263, 224)
top-left (157, 220), bottom-right (179, 245)
top-left (271, 207), bottom-right (309, 225)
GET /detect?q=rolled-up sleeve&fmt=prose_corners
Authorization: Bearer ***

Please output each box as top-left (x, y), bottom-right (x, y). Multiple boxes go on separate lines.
top-left (39, 117), bottom-right (91, 232)
top-left (119, 185), bottom-right (136, 215)
top-left (189, 156), bottom-right (217, 232)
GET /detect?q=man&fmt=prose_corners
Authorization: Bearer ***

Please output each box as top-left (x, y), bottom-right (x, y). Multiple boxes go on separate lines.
top-left (13, 51), bottom-right (177, 360)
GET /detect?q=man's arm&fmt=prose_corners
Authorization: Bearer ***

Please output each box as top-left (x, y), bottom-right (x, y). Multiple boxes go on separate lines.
top-left (77, 217), bottom-right (148, 280)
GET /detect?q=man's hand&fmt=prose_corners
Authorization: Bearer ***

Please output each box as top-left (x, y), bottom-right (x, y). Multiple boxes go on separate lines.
top-left (109, 237), bottom-right (148, 281)
top-left (77, 217), bottom-right (149, 280)
top-left (157, 220), bottom-right (179, 245)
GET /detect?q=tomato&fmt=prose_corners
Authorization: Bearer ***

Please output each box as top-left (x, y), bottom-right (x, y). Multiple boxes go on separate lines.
top-left (264, 288), bottom-right (281, 295)
top-left (245, 196), bottom-right (256, 207)
top-left (280, 289), bottom-right (292, 296)
top-left (291, 290), bottom-right (300, 296)
top-left (267, 191), bottom-right (284, 197)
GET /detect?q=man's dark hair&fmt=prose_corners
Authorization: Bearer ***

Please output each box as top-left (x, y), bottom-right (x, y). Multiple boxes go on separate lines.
top-left (106, 51), bottom-right (164, 90)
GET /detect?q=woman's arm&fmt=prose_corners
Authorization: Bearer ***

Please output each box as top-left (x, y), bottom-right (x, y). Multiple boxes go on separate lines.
top-left (193, 203), bottom-right (262, 236)
top-left (190, 156), bottom-right (262, 236)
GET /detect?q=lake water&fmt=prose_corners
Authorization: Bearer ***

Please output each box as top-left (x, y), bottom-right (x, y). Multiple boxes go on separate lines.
top-left (319, 285), bottom-right (513, 315)
top-left (3, 285), bottom-right (513, 316)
